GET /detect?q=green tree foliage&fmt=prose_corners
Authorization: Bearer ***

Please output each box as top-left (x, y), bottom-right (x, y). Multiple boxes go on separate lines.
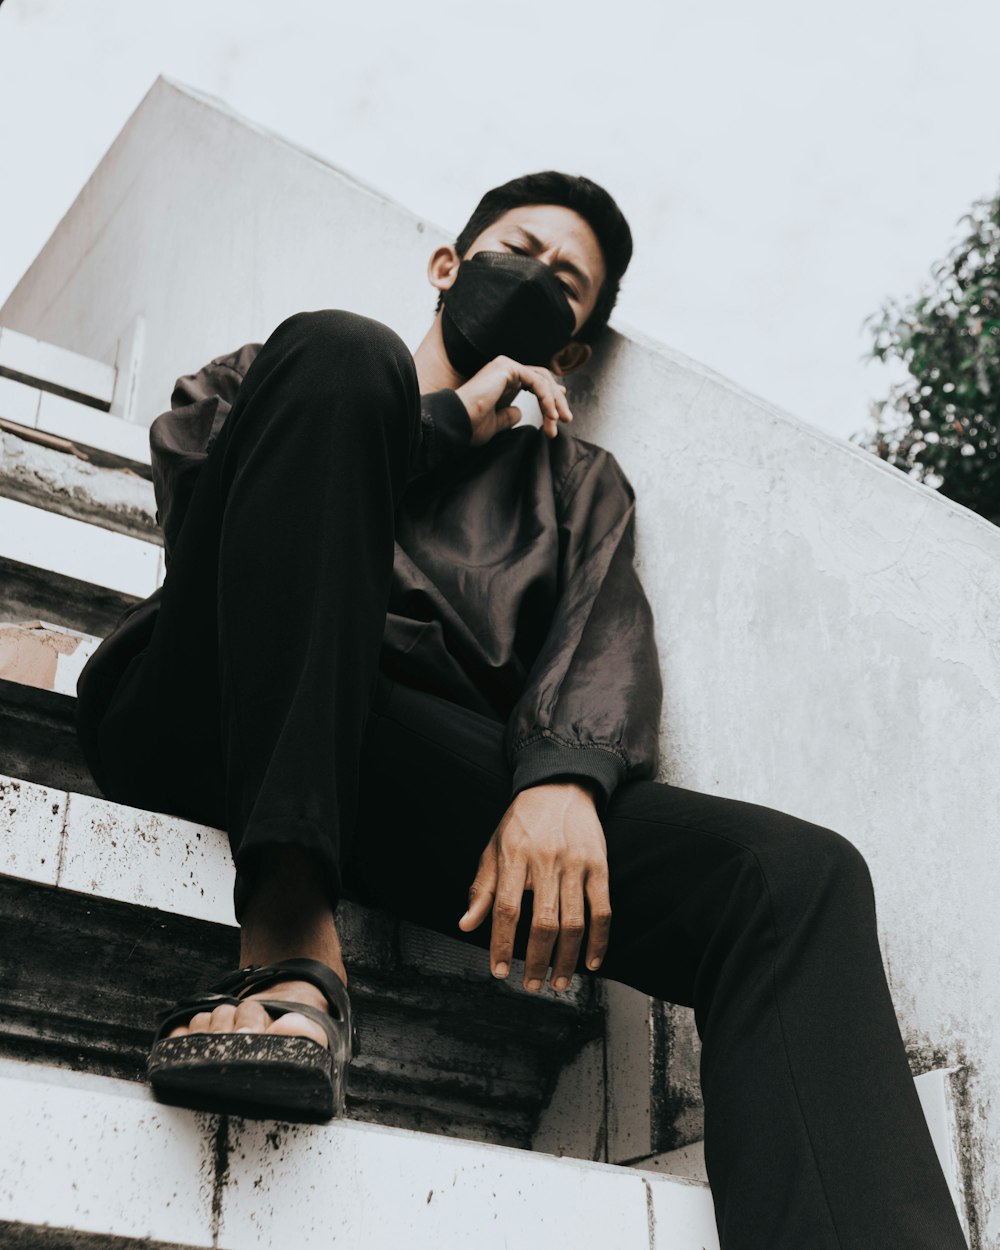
top-left (854, 187), bottom-right (1000, 524)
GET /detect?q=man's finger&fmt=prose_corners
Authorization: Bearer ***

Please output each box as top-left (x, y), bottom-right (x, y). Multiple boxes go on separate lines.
top-left (584, 870), bottom-right (613, 971)
top-left (458, 842), bottom-right (498, 932)
top-left (517, 366), bottom-right (572, 431)
top-left (555, 384), bottom-right (574, 424)
top-left (549, 872), bottom-right (587, 990)
top-left (490, 856), bottom-right (528, 979)
top-left (522, 877), bottom-right (562, 990)
top-left (545, 394), bottom-right (561, 438)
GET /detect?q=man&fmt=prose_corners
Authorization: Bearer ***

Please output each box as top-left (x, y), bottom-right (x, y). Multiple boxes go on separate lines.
top-left (75, 172), bottom-right (968, 1249)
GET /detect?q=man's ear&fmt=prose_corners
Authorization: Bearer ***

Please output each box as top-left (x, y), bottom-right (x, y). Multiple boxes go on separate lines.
top-left (428, 245), bottom-right (461, 294)
top-left (550, 339), bottom-right (592, 376)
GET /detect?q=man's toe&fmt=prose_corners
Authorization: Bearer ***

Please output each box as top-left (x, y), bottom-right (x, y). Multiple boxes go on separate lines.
top-left (267, 1011), bottom-right (329, 1049)
top-left (233, 999), bottom-right (271, 1033)
top-left (207, 1003), bottom-right (238, 1032)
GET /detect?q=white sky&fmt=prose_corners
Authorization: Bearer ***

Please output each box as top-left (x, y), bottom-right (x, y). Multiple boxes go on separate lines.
top-left (1, 0), bottom-right (997, 441)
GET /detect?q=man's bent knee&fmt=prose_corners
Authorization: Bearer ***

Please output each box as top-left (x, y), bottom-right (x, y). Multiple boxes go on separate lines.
top-left (765, 819), bottom-right (876, 919)
top-left (272, 308), bottom-right (414, 375)
top-left (251, 309), bottom-right (420, 454)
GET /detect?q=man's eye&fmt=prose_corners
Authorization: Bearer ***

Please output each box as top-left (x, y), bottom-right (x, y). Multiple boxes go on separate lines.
top-left (506, 244), bottom-right (576, 299)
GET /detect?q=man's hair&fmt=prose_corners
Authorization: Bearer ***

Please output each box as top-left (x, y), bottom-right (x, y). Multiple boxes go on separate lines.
top-left (438, 170), bottom-right (633, 347)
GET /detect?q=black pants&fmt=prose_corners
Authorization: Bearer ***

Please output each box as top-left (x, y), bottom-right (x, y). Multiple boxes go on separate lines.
top-left (79, 310), bottom-right (968, 1250)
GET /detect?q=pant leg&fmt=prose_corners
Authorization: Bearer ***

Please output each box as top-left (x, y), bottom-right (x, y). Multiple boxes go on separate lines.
top-left (90, 308), bottom-right (420, 921)
top-left (346, 677), bottom-right (969, 1250)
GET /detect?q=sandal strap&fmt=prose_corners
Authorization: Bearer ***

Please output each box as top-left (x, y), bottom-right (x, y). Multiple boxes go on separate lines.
top-left (210, 958), bottom-right (350, 1019)
top-left (153, 958), bottom-right (351, 1041)
top-left (154, 992), bottom-right (244, 1037)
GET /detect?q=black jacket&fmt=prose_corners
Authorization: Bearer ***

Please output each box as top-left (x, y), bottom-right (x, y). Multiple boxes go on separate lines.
top-left (78, 342), bottom-right (663, 817)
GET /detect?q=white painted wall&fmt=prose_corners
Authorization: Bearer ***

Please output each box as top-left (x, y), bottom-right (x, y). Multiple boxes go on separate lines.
top-left (3, 78), bottom-right (999, 1240)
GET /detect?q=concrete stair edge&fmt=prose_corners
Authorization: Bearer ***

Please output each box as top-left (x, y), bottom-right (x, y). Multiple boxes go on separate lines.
top-left (0, 1056), bottom-right (719, 1250)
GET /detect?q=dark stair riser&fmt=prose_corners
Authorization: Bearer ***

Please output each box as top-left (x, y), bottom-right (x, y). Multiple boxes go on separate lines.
top-left (0, 1223), bottom-right (197, 1250)
top-left (0, 677), bottom-right (98, 797)
top-left (0, 875), bottom-right (603, 1148)
top-left (0, 556), bottom-right (138, 640)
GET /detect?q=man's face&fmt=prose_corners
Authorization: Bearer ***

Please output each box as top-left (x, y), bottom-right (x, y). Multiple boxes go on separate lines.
top-left (461, 204), bottom-right (607, 339)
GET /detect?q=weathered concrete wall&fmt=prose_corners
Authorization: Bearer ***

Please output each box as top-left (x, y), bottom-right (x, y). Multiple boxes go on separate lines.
top-left (4, 77), bottom-right (999, 1241)
top-left (578, 331), bottom-right (1000, 1238)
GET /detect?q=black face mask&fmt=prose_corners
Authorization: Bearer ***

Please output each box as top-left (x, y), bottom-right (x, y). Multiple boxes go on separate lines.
top-left (440, 250), bottom-right (577, 378)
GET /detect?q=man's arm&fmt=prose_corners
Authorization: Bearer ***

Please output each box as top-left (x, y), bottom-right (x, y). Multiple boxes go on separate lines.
top-left (459, 444), bottom-right (662, 991)
top-left (408, 389), bottom-right (474, 482)
top-left (503, 444), bottom-right (664, 818)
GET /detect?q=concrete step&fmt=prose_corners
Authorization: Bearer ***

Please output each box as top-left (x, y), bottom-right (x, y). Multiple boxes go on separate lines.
top-left (0, 497), bottom-right (161, 599)
top-left (0, 497), bottom-right (160, 637)
top-left (0, 326), bottom-right (151, 473)
top-left (0, 1057), bottom-right (719, 1249)
top-left (0, 421), bottom-right (157, 541)
top-left (0, 771), bottom-right (604, 1149)
top-left (0, 339), bottom-right (159, 634)
top-left (0, 390), bottom-right (150, 469)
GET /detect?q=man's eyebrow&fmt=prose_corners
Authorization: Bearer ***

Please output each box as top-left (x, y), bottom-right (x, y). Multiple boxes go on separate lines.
top-left (511, 226), bottom-right (593, 295)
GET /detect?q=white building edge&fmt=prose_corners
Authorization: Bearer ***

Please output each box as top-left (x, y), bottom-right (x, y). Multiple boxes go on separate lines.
top-left (1, 76), bottom-right (996, 1245)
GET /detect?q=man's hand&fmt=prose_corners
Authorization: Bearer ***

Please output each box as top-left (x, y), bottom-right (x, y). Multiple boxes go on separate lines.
top-left (457, 781), bottom-right (611, 992)
top-left (455, 356), bottom-right (574, 446)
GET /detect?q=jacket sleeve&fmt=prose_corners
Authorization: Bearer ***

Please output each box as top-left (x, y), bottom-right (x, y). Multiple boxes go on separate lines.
top-left (503, 446), bottom-right (663, 818)
top-left (407, 388), bottom-right (474, 483)
top-left (149, 343), bottom-right (261, 563)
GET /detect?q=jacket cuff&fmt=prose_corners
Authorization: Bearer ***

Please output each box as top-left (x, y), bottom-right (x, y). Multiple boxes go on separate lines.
top-left (510, 737), bottom-right (628, 819)
top-left (411, 389), bottom-right (473, 479)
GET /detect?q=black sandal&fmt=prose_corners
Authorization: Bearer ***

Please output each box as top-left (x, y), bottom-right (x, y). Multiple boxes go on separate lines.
top-left (147, 957), bottom-right (360, 1123)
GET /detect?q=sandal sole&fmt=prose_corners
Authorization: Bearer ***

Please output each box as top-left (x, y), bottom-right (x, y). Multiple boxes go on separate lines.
top-left (148, 1032), bottom-right (347, 1123)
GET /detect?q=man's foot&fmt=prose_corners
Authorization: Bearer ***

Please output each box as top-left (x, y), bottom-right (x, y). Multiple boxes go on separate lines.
top-left (149, 958), bottom-right (356, 1124)
top-left (172, 844), bottom-right (350, 1050)
top-left (165, 972), bottom-right (346, 1050)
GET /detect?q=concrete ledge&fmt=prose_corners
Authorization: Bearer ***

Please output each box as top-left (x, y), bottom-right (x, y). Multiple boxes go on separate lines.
top-left (0, 1059), bottom-right (718, 1250)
